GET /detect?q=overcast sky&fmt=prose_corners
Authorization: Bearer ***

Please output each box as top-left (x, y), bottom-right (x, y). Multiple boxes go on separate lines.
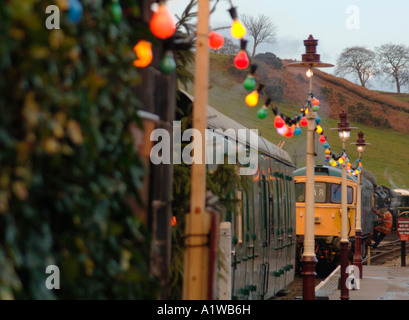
top-left (167, 0), bottom-right (409, 92)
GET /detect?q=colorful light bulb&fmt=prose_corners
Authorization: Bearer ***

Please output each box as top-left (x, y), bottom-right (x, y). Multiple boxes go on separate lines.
top-left (208, 31), bottom-right (224, 50)
top-left (111, 0), bottom-right (122, 23)
top-left (234, 50), bottom-right (249, 69)
top-left (150, 1), bottom-right (176, 39)
top-left (243, 75), bottom-right (256, 90)
top-left (228, 7), bottom-right (246, 39)
top-left (316, 125), bottom-right (323, 134)
top-left (245, 83), bottom-right (264, 107)
top-left (159, 50), bottom-right (176, 74)
top-left (257, 106), bottom-right (268, 119)
top-left (294, 124), bottom-right (302, 136)
top-left (245, 90), bottom-right (259, 107)
top-left (285, 125), bottom-right (294, 138)
top-left (313, 97), bottom-right (320, 105)
top-left (257, 98), bottom-right (271, 119)
top-left (67, 0), bottom-right (83, 24)
top-left (231, 19), bottom-right (246, 39)
top-left (274, 115), bottom-right (285, 129)
top-left (133, 40), bottom-right (153, 68)
top-left (319, 135), bottom-right (326, 143)
top-left (234, 40), bottom-right (249, 69)
top-left (277, 125), bottom-right (288, 136)
top-left (300, 117), bottom-right (308, 127)
top-left (243, 64), bottom-right (257, 90)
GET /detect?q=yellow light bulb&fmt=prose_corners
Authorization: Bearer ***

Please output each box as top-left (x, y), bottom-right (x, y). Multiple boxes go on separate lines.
top-left (245, 90), bottom-right (259, 107)
top-left (231, 19), bottom-right (246, 39)
top-left (306, 69), bottom-right (313, 78)
top-left (338, 158), bottom-right (344, 164)
top-left (316, 125), bottom-right (323, 134)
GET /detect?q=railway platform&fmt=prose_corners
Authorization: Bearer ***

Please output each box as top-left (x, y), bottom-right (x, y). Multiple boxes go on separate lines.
top-left (315, 264), bottom-right (409, 300)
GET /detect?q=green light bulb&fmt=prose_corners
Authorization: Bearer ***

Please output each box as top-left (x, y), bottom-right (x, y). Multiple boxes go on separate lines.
top-left (243, 75), bottom-right (256, 90)
top-left (111, 1), bottom-right (122, 23)
top-left (159, 51), bottom-right (176, 74)
top-left (257, 106), bottom-right (268, 119)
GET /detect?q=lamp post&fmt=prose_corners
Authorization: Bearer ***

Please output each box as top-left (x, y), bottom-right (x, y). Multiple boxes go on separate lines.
top-left (351, 131), bottom-right (370, 279)
top-left (331, 111), bottom-right (357, 300)
top-left (287, 35), bottom-right (333, 300)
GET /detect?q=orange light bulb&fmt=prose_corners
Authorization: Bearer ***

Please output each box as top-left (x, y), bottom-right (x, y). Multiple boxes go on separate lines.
top-left (208, 31), bottom-right (224, 50)
top-left (150, 2), bottom-right (176, 39)
top-left (133, 40), bottom-right (153, 68)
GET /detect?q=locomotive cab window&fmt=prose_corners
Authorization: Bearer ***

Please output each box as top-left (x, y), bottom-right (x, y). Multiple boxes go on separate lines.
top-left (331, 184), bottom-right (353, 204)
top-left (295, 182), bottom-right (326, 203)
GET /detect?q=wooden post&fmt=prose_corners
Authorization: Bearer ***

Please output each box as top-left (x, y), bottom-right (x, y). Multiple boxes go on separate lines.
top-left (182, 0), bottom-right (211, 300)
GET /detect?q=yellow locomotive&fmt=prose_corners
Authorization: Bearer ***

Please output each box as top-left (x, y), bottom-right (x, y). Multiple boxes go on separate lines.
top-left (294, 165), bottom-right (374, 272)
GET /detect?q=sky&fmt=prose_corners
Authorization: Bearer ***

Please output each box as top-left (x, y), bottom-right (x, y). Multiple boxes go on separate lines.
top-left (167, 0), bottom-right (409, 92)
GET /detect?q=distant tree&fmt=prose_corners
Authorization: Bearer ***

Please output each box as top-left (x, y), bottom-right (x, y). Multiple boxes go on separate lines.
top-left (335, 46), bottom-right (376, 88)
top-left (376, 43), bottom-right (409, 93)
top-left (241, 14), bottom-right (277, 58)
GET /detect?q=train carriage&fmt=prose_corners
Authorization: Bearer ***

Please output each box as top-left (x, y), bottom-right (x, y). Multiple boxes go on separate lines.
top-left (179, 90), bottom-right (296, 299)
top-left (205, 103), bottom-right (296, 300)
top-left (294, 165), bottom-right (375, 270)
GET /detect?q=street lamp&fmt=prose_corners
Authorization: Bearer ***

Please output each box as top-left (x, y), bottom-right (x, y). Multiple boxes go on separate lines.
top-left (351, 131), bottom-right (370, 279)
top-left (330, 111), bottom-right (357, 300)
top-left (287, 35), bottom-right (333, 300)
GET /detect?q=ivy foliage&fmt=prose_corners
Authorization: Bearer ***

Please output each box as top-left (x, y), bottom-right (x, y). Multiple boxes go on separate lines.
top-left (0, 0), bottom-right (158, 299)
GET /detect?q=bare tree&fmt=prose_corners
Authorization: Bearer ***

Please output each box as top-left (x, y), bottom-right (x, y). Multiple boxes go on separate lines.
top-left (335, 46), bottom-right (376, 88)
top-left (376, 43), bottom-right (409, 93)
top-left (241, 14), bottom-right (277, 58)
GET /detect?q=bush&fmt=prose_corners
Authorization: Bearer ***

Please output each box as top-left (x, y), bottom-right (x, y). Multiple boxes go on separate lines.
top-left (0, 1), bottom-right (158, 299)
top-left (254, 52), bottom-right (282, 70)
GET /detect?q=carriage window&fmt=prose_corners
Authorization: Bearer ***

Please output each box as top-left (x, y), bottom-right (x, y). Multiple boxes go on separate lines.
top-left (331, 184), bottom-right (353, 204)
top-left (295, 182), bottom-right (326, 203)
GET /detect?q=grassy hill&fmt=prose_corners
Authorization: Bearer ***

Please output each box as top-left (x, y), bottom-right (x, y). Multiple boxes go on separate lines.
top-left (182, 53), bottom-right (409, 189)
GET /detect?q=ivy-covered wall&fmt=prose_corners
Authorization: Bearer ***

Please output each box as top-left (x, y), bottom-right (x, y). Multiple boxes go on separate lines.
top-left (0, 0), bottom-right (159, 299)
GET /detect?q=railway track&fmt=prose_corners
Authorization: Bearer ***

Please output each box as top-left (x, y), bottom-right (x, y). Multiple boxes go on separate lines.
top-left (363, 239), bottom-right (403, 265)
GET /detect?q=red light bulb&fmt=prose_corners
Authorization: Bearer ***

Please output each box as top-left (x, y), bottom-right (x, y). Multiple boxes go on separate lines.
top-left (319, 135), bottom-right (326, 143)
top-left (313, 97), bottom-right (320, 105)
top-left (274, 115), bottom-right (285, 129)
top-left (300, 117), bottom-right (308, 127)
top-left (234, 50), bottom-right (249, 69)
top-left (208, 31), bottom-right (224, 50)
top-left (150, 2), bottom-right (176, 39)
top-left (285, 126), bottom-right (294, 138)
top-left (234, 39), bottom-right (249, 69)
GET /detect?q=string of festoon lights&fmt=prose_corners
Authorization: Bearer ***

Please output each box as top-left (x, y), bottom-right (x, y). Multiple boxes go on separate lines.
top-left (242, 64), bottom-right (363, 177)
top-left (132, 0), bottom-right (248, 74)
